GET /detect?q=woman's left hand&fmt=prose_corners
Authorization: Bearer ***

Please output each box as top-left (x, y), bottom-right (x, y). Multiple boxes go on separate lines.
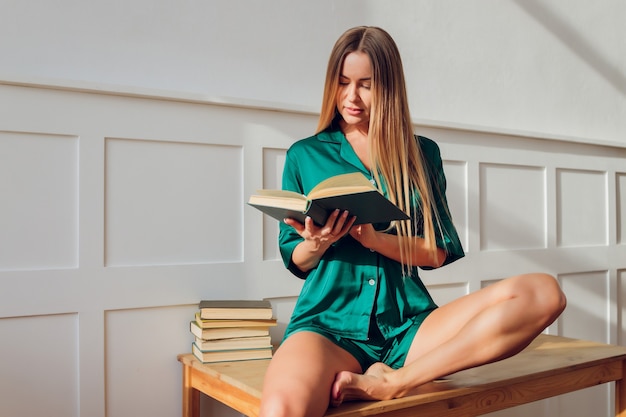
top-left (349, 223), bottom-right (378, 250)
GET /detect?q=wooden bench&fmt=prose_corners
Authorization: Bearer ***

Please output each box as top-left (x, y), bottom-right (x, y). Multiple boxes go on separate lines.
top-left (178, 334), bottom-right (626, 417)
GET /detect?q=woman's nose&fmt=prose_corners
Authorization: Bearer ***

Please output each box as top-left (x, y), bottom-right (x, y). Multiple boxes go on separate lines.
top-left (346, 84), bottom-right (358, 100)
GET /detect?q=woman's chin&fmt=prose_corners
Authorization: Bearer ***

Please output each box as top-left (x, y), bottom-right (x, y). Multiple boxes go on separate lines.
top-left (340, 115), bottom-right (369, 128)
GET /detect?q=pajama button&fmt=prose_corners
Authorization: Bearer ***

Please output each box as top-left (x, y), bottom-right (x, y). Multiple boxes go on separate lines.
top-left (368, 279), bottom-right (376, 286)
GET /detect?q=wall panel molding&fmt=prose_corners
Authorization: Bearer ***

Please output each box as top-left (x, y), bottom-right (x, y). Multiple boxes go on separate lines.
top-left (0, 131), bottom-right (79, 271)
top-left (1, 83), bottom-right (624, 417)
top-left (104, 137), bottom-right (243, 267)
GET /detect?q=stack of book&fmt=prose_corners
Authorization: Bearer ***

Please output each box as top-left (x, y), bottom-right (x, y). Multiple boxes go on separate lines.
top-left (190, 299), bottom-right (276, 363)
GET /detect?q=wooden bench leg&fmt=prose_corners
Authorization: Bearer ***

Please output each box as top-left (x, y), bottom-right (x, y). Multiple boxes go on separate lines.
top-left (617, 359), bottom-right (626, 417)
top-left (183, 364), bottom-right (200, 417)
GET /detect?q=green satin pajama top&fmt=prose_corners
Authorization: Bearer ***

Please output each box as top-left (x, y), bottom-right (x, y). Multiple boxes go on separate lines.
top-left (280, 125), bottom-right (465, 342)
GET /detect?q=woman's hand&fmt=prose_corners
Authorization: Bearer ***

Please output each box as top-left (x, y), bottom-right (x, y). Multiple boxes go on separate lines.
top-left (349, 223), bottom-right (378, 250)
top-left (286, 209), bottom-right (356, 272)
top-left (351, 224), bottom-right (446, 267)
top-left (285, 209), bottom-right (355, 248)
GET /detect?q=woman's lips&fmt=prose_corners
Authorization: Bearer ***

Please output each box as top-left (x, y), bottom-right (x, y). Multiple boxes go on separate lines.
top-left (345, 106), bottom-right (363, 115)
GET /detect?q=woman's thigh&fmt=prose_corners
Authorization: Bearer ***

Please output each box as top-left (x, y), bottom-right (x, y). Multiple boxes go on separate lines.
top-left (260, 331), bottom-right (361, 417)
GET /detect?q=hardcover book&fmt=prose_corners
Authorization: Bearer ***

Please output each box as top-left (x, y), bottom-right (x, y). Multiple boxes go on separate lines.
top-left (192, 343), bottom-right (273, 363)
top-left (248, 172), bottom-right (409, 226)
top-left (199, 299), bottom-right (273, 320)
top-left (190, 320), bottom-right (271, 340)
top-left (194, 335), bottom-right (273, 351)
top-left (194, 312), bottom-right (277, 329)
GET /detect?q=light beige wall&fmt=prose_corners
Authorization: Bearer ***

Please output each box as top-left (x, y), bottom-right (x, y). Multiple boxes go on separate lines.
top-left (0, 0), bottom-right (624, 146)
top-left (1, 1), bottom-right (625, 416)
top-left (0, 83), bottom-right (625, 417)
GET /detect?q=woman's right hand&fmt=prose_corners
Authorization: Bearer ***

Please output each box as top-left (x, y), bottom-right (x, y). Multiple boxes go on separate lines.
top-left (285, 209), bottom-right (356, 272)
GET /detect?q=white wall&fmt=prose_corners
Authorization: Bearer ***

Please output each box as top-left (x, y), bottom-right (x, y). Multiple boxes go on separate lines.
top-left (1, 83), bottom-right (625, 417)
top-left (1, 0), bottom-right (624, 146)
top-left (1, 1), bottom-right (625, 417)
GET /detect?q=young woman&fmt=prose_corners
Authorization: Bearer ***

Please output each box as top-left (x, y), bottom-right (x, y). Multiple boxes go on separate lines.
top-left (259, 26), bottom-right (566, 417)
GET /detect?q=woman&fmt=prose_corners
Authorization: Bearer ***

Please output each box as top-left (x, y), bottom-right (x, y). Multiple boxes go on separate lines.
top-left (259, 26), bottom-right (566, 417)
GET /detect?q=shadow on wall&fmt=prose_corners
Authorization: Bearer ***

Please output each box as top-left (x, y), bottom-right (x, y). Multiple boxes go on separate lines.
top-left (513, 0), bottom-right (626, 96)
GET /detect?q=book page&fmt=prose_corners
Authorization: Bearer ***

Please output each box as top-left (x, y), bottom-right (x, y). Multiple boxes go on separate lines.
top-left (255, 189), bottom-right (305, 199)
top-left (308, 172), bottom-right (376, 199)
top-left (249, 190), bottom-right (308, 212)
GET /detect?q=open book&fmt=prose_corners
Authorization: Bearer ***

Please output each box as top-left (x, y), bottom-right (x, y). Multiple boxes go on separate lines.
top-left (248, 172), bottom-right (409, 226)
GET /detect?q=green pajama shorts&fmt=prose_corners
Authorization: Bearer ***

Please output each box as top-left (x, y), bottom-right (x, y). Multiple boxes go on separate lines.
top-left (288, 309), bottom-right (434, 372)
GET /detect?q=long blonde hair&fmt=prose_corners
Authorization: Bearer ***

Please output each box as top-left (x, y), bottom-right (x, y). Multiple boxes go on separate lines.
top-left (317, 26), bottom-right (441, 272)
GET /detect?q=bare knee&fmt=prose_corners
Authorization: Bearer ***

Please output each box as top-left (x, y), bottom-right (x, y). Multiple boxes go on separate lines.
top-left (518, 273), bottom-right (567, 324)
top-left (259, 392), bottom-right (303, 417)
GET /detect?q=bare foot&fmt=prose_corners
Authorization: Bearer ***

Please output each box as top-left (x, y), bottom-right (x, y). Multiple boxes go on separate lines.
top-left (331, 362), bottom-right (398, 407)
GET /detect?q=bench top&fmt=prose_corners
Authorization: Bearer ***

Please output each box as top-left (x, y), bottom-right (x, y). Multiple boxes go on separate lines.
top-left (178, 334), bottom-right (626, 417)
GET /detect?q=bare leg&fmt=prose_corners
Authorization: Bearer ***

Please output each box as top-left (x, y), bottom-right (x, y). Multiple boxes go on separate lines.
top-left (332, 273), bottom-right (566, 403)
top-left (260, 331), bottom-right (361, 417)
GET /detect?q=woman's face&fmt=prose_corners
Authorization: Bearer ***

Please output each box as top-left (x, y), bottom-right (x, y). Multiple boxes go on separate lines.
top-left (336, 51), bottom-right (372, 130)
